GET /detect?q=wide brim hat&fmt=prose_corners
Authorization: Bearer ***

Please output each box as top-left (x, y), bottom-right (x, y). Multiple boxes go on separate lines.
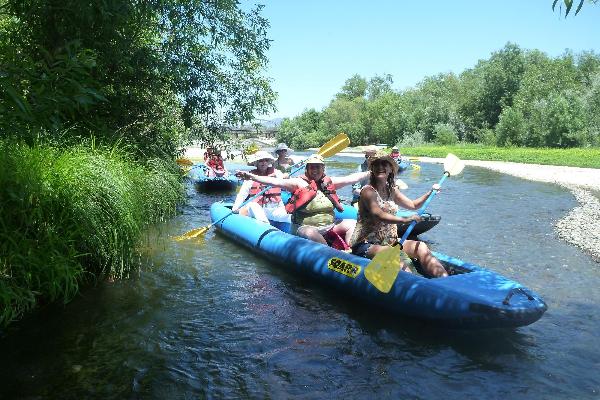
top-left (304, 153), bottom-right (325, 165)
top-left (275, 143), bottom-right (293, 154)
top-left (368, 150), bottom-right (399, 173)
top-left (248, 150), bottom-right (276, 166)
top-left (363, 145), bottom-right (378, 156)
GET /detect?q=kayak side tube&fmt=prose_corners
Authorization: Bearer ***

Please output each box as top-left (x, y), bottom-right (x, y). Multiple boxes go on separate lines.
top-left (210, 202), bottom-right (547, 329)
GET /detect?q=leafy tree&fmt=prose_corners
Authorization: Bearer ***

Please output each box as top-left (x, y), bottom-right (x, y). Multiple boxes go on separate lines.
top-left (366, 74), bottom-right (393, 100)
top-left (321, 97), bottom-right (369, 145)
top-left (433, 123), bottom-right (458, 145)
top-left (495, 107), bottom-right (526, 146)
top-left (528, 91), bottom-right (587, 147)
top-left (336, 74), bottom-right (368, 100)
top-left (368, 91), bottom-right (408, 145)
top-left (0, 0), bottom-right (275, 158)
top-left (583, 72), bottom-right (600, 145)
top-left (552, 0), bottom-right (598, 16)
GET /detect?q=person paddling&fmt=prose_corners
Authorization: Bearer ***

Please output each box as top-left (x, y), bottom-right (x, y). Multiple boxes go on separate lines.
top-left (204, 147), bottom-right (227, 177)
top-left (351, 145), bottom-right (378, 205)
top-left (349, 151), bottom-right (447, 278)
top-left (236, 154), bottom-right (368, 247)
top-left (232, 151), bottom-right (290, 229)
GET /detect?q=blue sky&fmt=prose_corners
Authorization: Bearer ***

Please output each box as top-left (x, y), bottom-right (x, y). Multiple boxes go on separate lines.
top-left (256, 0), bottom-right (600, 120)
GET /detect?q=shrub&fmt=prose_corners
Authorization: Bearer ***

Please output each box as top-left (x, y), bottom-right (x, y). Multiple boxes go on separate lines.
top-left (433, 123), bottom-right (458, 145)
top-left (495, 107), bottom-right (526, 146)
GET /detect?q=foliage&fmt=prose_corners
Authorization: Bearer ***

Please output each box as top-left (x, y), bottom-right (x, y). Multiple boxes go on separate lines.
top-left (283, 43), bottom-right (600, 151)
top-left (336, 74), bottom-right (368, 100)
top-left (552, 0), bottom-right (598, 17)
top-left (495, 107), bottom-right (526, 146)
top-left (398, 130), bottom-right (427, 147)
top-left (434, 123), bottom-right (459, 145)
top-left (0, 140), bottom-right (183, 326)
top-left (0, 0), bottom-right (275, 158)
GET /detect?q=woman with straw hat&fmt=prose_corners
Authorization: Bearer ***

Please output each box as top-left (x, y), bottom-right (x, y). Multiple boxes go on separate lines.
top-left (349, 151), bottom-right (447, 278)
top-left (236, 153), bottom-right (368, 246)
top-left (232, 151), bottom-right (290, 229)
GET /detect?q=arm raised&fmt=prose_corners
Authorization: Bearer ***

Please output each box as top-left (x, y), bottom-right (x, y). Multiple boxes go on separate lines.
top-left (235, 170), bottom-right (303, 192)
top-left (331, 171), bottom-right (370, 189)
top-left (360, 187), bottom-right (421, 224)
top-left (392, 184), bottom-right (440, 210)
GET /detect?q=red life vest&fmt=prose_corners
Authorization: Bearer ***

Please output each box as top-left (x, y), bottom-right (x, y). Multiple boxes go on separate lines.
top-left (285, 175), bottom-right (344, 213)
top-left (246, 167), bottom-right (282, 205)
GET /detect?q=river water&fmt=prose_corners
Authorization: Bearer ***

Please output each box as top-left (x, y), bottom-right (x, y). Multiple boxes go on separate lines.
top-left (1, 154), bottom-right (599, 399)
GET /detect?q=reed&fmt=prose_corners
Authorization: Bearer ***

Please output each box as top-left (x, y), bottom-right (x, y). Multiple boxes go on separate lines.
top-left (0, 140), bottom-right (183, 325)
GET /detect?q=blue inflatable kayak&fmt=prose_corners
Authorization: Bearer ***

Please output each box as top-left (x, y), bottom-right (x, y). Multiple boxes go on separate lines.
top-left (210, 202), bottom-right (547, 329)
top-left (188, 164), bottom-right (239, 192)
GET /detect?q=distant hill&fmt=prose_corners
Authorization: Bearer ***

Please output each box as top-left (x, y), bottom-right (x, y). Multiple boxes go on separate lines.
top-left (261, 118), bottom-right (283, 128)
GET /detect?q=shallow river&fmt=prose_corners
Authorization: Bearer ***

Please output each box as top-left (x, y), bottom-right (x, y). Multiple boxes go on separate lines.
top-left (1, 155), bottom-right (599, 399)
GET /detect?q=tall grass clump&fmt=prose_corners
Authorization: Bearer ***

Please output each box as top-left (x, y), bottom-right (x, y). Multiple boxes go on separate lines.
top-left (0, 140), bottom-right (183, 326)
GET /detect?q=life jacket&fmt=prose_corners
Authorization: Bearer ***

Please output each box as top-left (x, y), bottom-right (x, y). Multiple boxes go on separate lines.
top-left (285, 175), bottom-right (344, 214)
top-left (246, 167), bottom-right (282, 205)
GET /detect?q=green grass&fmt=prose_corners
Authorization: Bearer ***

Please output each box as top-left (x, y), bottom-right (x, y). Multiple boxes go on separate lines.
top-left (399, 144), bottom-right (600, 169)
top-left (0, 140), bottom-right (184, 326)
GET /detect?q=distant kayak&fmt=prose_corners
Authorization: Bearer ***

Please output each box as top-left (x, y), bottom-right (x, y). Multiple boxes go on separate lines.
top-left (210, 202), bottom-right (547, 329)
top-left (188, 164), bottom-right (239, 192)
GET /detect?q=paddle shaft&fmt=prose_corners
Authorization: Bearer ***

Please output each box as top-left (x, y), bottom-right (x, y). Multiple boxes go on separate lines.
top-left (398, 171), bottom-right (449, 244)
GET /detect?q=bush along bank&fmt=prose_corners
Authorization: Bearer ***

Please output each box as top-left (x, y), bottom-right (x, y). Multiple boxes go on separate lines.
top-left (0, 140), bottom-right (184, 326)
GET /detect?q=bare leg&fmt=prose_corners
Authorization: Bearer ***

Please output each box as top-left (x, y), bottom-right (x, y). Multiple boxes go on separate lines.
top-left (402, 240), bottom-right (448, 277)
top-left (331, 219), bottom-right (356, 245)
top-left (297, 226), bottom-right (328, 245)
top-left (245, 202), bottom-right (270, 223)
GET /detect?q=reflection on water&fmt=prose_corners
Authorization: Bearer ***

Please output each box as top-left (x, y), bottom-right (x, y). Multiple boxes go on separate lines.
top-left (1, 155), bottom-right (599, 399)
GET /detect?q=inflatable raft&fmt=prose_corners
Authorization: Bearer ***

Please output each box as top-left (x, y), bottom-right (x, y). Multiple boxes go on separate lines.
top-left (210, 202), bottom-right (547, 329)
top-left (188, 164), bottom-right (239, 192)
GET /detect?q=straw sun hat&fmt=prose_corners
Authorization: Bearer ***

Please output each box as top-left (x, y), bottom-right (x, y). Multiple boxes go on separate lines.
top-left (368, 150), bottom-right (399, 173)
top-left (304, 154), bottom-right (325, 165)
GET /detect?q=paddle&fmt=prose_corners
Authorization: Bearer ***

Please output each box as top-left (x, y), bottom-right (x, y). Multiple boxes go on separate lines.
top-left (173, 133), bottom-right (350, 241)
top-left (364, 153), bottom-right (465, 293)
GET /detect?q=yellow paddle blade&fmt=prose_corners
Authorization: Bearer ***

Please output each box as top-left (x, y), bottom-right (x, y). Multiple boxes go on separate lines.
top-left (411, 164), bottom-right (421, 171)
top-left (364, 245), bottom-right (413, 293)
top-left (317, 133), bottom-right (350, 158)
top-left (176, 158), bottom-right (194, 166)
top-left (173, 225), bottom-right (210, 241)
top-left (443, 153), bottom-right (465, 176)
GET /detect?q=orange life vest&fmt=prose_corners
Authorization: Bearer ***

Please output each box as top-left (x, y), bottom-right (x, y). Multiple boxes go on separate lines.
top-left (284, 175), bottom-right (344, 213)
top-left (246, 167), bottom-right (282, 205)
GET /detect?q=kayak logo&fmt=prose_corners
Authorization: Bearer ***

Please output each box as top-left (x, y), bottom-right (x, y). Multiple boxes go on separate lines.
top-left (327, 257), bottom-right (361, 278)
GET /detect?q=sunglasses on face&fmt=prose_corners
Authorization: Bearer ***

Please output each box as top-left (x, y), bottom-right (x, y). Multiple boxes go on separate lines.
top-left (371, 160), bottom-right (391, 168)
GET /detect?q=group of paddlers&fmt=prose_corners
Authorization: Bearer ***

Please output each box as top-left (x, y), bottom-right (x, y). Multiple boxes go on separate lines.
top-left (232, 144), bottom-right (447, 278)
